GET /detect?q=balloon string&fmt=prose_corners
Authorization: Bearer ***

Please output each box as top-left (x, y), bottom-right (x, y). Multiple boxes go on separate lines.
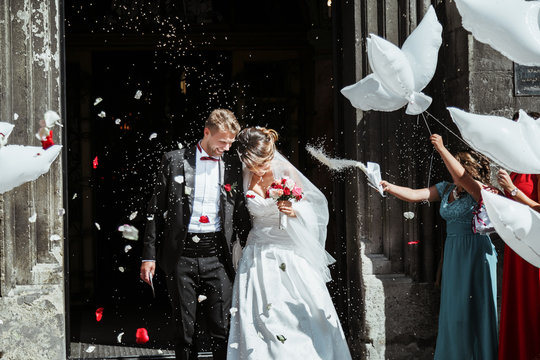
top-left (426, 149), bottom-right (434, 189)
top-left (421, 112), bottom-right (432, 135)
top-left (423, 110), bottom-right (470, 148)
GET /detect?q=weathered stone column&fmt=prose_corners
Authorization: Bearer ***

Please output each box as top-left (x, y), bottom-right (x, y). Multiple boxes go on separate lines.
top-left (0, 1), bottom-right (66, 359)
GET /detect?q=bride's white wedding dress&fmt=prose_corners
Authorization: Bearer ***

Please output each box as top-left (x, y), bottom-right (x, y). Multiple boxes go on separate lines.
top-left (227, 187), bottom-right (352, 359)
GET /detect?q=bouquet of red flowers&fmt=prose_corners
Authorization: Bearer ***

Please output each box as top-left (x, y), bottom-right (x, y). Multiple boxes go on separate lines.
top-left (266, 177), bottom-right (303, 229)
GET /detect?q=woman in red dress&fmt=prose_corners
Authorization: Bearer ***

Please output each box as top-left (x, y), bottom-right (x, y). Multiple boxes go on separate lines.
top-left (497, 111), bottom-right (540, 360)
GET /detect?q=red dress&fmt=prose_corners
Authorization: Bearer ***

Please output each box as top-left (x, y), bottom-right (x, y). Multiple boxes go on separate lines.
top-left (499, 173), bottom-right (540, 360)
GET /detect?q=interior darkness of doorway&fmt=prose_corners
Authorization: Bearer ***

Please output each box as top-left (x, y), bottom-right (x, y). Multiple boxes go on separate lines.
top-left (65, 0), bottom-right (336, 354)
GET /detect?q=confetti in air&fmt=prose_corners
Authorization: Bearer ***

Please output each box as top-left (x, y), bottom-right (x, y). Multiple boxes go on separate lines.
top-left (72, 193), bottom-right (78, 200)
top-left (230, 307), bottom-right (238, 316)
top-left (93, 156), bottom-right (98, 169)
top-left (124, 245), bottom-right (133, 253)
top-left (197, 295), bottom-right (207, 303)
top-left (93, 97), bottom-right (103, 106)
top-left (403, 212), bottom-right (415, 220)
top-left (135, 328), bottom-right (150, 344)
top-left (95, 222), bottom-right (101, 230)
top-left (98, 111), bottom-right (106, 118)
top-left (50, 234), bottom-right (61, 241)
top-left (118, 267), bottom-right (125, 272)
top-left (117, 332), bottom-right (124, 343)
top-left (29, 213), bottom-right (37, 223)
top-left (306, 145), bottom-right (385, 196)
top-left (115, 119), bottom-right (121, 125)
top-left (13, 113), bottom-right (19, 120)
top-left (149, 133), bottom-right (157, 140)
top-left (408, 241), bottom-right (420, 245)
top-left (85, 345), bottom-right (96, 353)
top-left (95, 307), bottom-right (104, 322)
top-left (134, 90), bottom-right (143, 99)
top-left (118, 224), bottom-right (139, 240)
top-left (129, 211), bottom-right (138, 220)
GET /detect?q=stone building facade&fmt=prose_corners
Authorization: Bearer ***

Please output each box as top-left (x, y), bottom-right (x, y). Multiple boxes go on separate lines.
top-left (0, 0), bottom-right (538, 359)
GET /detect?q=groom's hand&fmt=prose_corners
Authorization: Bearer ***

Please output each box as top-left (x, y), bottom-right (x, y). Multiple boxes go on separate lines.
top-left (140, 261), bottom-right (155, 285)
top-left (277, 200), bottom-right (296, 217)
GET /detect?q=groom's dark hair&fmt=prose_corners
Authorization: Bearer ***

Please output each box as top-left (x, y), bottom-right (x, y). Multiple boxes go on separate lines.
top-left (206, 109), bottom-right (241, 134)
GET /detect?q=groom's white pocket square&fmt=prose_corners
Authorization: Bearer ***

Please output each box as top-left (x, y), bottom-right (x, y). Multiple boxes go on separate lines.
top-left (174, 175), bottom-right (184, 184)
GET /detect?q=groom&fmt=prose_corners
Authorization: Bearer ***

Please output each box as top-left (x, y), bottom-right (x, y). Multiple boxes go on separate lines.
top-left (140, 109), bottom-right (251, 360)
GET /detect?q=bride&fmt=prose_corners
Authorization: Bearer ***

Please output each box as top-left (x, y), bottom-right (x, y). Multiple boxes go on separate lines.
top-left (227, 127), bottom-right (352, 359)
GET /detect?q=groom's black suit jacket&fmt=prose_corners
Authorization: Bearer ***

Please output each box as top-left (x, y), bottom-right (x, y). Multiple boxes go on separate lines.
top-left (142, 145), bottom-right (251, 277)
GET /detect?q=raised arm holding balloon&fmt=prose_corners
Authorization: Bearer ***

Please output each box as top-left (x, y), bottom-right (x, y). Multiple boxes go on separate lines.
top-left (381, 134), bottom-right (498, 360)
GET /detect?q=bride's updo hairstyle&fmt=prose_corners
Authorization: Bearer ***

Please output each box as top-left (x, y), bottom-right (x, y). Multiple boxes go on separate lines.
top-left (236, 127), bottom-right (279, 169)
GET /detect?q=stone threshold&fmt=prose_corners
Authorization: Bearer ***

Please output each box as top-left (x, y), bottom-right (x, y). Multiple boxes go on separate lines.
top-left (70, 343), bottom-right (213, 359)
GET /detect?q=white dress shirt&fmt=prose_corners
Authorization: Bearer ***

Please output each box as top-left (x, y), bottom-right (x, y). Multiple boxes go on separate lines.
top-left (187, 142), bottom-right (222, 233)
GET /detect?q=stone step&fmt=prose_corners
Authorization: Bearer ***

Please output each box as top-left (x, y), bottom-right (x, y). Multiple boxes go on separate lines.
top-left (364, 253), bottom-right (392, 275)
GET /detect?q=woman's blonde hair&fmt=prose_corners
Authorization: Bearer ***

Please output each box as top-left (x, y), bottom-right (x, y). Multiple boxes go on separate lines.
top-left (236, 127), bottom-right (279, 169)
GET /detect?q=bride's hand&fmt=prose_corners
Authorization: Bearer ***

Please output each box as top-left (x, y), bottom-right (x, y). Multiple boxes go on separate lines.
top-left (277, 200), bottom-right (296, 217)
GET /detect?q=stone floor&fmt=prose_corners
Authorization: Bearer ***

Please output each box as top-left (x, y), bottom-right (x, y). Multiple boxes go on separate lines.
top-left (70, 343), bottom-right (213, 359)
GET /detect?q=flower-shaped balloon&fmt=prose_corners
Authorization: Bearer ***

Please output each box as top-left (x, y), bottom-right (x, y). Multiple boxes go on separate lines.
top-left (454, 0), bottom-right (540, 66)
top-left (341, 5), bottom-right (442, 115)
top-left (482, 189), bottom-right (540, 268)
top-left (448, 107), bottom-right (540, 174)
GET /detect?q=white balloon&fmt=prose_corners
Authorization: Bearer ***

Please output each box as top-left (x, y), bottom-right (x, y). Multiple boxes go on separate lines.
top-left (482, 189), bottom-right (540, 268)
top-left (454, 0), bottom-right (540, 66)
top-left (448, 107), bottom-right (540, 174)
top-left (0, 122), bottom-right (15, 148)
top-left (341, 5), bottom-right (442, 115)
top-left (0, 145), bottom-right (62, 194)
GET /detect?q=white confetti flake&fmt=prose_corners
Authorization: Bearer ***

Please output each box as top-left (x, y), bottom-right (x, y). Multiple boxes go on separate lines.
top-left (98, 111), bottom-right (106, 118)
top-left (118, 267), bottom-right (125, 272)
top-left (192, 235), bottom-right (200, 243)
top-left (177, 142), bottom-right (184, 149)
top-left (85, 345), bottom-right (96, 353)
top-left (57, 208), bottom-right (65, 217)
top-left (149, 133), bottom-right (157, 140)
top-left (403, 212), bottom-right (415, 220)
top-left (157, 349), bottom-right (163, 354)
top-left (184, 187), bottom-right (192, 195)
top-left (118, 224), bottom-right (139, 241)
top-left (174, 175), bottom-right (184, 184)
top-left (124, 245), bottom-right (132, 253)
top-left (134, 90), bottom-right (143, 99)
top-left (117, 332), bottom-right (124, 343)
top-left (50, 234), bottom-right (61, 241)
top-left (115, 119), bottom-right (121, 125)
top-left (197, 295), bottom-right (207, 303)
top-left (257, 331), bottom-right (264, 339)
top-left (72, 193), bottom-right (78, 200)
top-left (163, 211), bottom-right (168, 218)
top-left (44, 110), bottom-right (62, 127)
top-left (93, 97), bottom-right (103, 106)
top-left (29, 213), bottom-right (37, 223)
top-left (13, 113), bottom-right (19, 121)
top-left (147, 214), bottom-right (154, 221)
top-left (229, 307), bottom-right (238, 316)
top-left (95, 222), bottom-right (101, 230)
top-left (229, 343), bottom-right (239, 349)
top-left (129, 211), bottom-right (138, 220)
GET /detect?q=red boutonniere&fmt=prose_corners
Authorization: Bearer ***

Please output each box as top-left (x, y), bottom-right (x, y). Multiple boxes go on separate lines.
top-left (199, 215), bottom-right (209, 223)
top-left (224, 181), bottom-right (238, 195)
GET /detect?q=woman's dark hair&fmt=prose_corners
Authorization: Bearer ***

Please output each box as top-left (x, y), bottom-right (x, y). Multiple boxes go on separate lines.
top-left (511, 111), bottom-right (540, 121)
top-left (455, 149), bottom-right (491, 184)
top-left (236, 127), bottom-right (279, 169)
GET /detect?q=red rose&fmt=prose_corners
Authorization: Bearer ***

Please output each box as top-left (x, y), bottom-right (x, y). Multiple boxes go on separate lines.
top-left (41, 130), bottom-right (54, 150)
top-left (135, 328), bottom-right (150, 344)
top-left (246, 194), bottom-right (255, 199)
top-left (281, 178), bottom-right (287, 184)
top-left (283, 187), bottom-right (291, 196)
top-left (199, 215), bottom-right (209, 223)
top-left (224, 184), bottom-right (232, 192)
top-left (95, 307), bottom-right (104, 322)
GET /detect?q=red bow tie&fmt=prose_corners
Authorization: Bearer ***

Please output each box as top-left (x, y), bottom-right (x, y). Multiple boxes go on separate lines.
top-left (197, 142), bottom-right (220, 161)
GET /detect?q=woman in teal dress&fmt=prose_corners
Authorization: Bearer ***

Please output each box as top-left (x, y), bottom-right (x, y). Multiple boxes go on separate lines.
top-left (381, 134), bottom-right (498, 359)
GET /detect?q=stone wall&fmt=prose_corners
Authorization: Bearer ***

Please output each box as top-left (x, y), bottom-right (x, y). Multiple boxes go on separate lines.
top-left (0, 1), bottom-right (66, 359)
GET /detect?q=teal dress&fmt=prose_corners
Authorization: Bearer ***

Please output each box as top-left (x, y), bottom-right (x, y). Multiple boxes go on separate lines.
top-left (434, 181), bottom-right (498, 360)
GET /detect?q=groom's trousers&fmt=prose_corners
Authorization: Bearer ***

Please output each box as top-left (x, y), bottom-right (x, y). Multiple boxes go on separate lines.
top-left (166, 233), bottom-right (232, 360)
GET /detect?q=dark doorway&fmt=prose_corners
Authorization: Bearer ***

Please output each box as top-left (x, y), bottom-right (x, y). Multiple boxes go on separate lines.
top-left (65, 0), bottom-right (337, 357)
